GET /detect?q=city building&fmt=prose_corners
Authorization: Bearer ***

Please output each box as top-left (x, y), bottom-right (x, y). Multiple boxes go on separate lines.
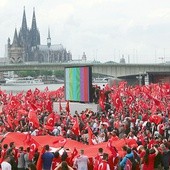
top-left (7, 7), bottom-right (72, 64)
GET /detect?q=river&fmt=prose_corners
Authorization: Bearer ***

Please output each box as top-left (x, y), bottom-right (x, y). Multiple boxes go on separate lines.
top-left (0, 83), bottom-right (106, 94)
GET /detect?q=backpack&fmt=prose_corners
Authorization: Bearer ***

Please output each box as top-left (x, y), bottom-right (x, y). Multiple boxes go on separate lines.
top-left (132, 150), bottom-right (140, 163)
top-left (126, 156), bottom-right (140, 170)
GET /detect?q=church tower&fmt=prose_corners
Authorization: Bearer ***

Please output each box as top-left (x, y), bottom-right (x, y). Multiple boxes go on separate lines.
top-left (30, 7), bottom-right (40, 47)
top-left (18, 6), bottom-right (30, 62)
top-left (47, 27), bottom-right (51, 48)
top-left (8, 28), bottom-right (24, 63)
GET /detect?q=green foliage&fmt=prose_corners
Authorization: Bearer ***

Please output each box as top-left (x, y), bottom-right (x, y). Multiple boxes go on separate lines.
top-left (15, 70), bottom-right (64, 78)
top-left (53, 70), bottom-right (64, 78)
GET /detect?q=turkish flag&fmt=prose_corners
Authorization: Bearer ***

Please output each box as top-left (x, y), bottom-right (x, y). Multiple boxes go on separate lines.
top-left (112, 93), bottom-right (122, 109)
top-left (149, 115), bottom-right (162, 125)
top-left (88, 126), bottom-right (93, 145)
top-left (9, 96), bottom-right (20, 109)
top-left (59, 101), bottom-right (63, 112)
top-left (6, 114), bottom-right (14, 130)
top-left (26, 89), bottom-right (32, 97)
top-left (46, 100), bottom-right (53, 113)
top-left (28, 110), bottom-right (39, 128)
top-left (53, 138), bottom-right (67, 147)
top-left (23, 133), bottom-right (32, 144)
top-left (99, 97), bottom-right (105, 111)
top-left (65, 101), bottom-right (70, 113)
top-left (27, 137), bottom-right (41, 160)
top-left (36, 146), bottom-right (45, 170)
top-left (46, 112), bottom-right (55, 127)
top-left (72, 117), bottom-right (80, 136)
top-left (34, 88), bottom-right (40, 96)
top-left (69, 148), bottom-right (78, 165)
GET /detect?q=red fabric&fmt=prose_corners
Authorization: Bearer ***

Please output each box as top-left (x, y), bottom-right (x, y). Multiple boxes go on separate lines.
top-left (28, 110), bottom-right (39, 128)
top-left (46, 100), bottom-right (53, 113)
top-left (34, 88), bottom-right (40, 96)
top-left (107, 139), bottom-right (118, 157)
top-left (46, 112), bottom-right (55, 127)
top-left (72, 118), bottom-right (80, 136)
top-left (26, 89), bottom-right (32, 97)
top-left (88, 126), bottom-right (93, 145)
top-left (143, 153), bottom-right (156, 170)
top-left (59, 101), bottom-right (63, 112)
top-left (65, 101), bottom-right (70, 113)
top-left (36, 146), bottom-right (45, 170)
top-left (6, 114), bottom-right (14, 130)
top-left (149, 115), bottom-right (162, 125)
top-left (69, 148), bottom-right (78, 166)
top-left (112, 93), bottom-right (122, 110)
top-left (53, 138), bottom-right (67, 147)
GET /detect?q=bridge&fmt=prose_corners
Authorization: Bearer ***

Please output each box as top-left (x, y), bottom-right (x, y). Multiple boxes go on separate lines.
top-left (0, 63), bottom-right (170, 77)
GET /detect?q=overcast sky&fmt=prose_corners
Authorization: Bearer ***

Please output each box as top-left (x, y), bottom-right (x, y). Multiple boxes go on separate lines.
top-left (0, 0), bottom-right (170, 63)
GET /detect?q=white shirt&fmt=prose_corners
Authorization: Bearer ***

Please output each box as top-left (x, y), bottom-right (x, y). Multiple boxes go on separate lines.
top-left (74, 155), bottom-right (89, 170)
top-left (1, 161), bottom-right (12, 170)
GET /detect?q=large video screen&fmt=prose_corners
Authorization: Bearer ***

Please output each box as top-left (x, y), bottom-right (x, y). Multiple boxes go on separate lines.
top-left (65, 66), bottom-right (92, 103)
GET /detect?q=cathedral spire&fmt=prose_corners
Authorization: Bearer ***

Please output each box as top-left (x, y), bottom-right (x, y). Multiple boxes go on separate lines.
top-left (47, 27), bottom-right (51, 48)
top-left (31, 7), bottom-right (37, 30)
top-left (21, 6), bottom-right (27, 30)
top-left (12, 28), bottom-right (20, 47)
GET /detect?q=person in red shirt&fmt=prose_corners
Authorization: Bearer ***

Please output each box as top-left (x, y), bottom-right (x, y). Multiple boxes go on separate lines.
top-left (93, 148), bottom-right (103, 170)
top-left (0, 144), bottom-right (8, 164)
top-left (142, 146), bottom-right (158, 170)
top-left (98, 153), bottom-right (110, 170)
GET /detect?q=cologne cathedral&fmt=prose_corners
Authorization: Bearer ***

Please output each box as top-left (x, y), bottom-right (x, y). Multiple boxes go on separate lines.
top-left (7, 7), bottom-right (72, 63)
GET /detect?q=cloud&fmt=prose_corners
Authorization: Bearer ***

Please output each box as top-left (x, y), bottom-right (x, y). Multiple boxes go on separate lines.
top-left (0, 0), bottom-right (170, 63)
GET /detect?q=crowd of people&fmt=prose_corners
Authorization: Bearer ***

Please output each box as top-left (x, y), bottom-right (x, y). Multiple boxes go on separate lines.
top-left (0, 82), bottom-right (169, 170)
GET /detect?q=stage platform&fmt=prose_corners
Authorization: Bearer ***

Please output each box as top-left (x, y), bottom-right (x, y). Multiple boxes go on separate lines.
top-left (53, 102), bottom-right (98, 114)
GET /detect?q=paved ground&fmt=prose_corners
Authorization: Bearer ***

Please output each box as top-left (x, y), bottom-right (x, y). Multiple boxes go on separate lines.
top-left (53, 102), bottom-right (98, 114)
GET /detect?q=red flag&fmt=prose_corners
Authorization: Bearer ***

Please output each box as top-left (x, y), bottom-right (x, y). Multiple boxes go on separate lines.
top-left (25, 134), bottom-right (41, 160)
top-left (112, 93), bottom-right (122, 109)
top-left (53, 138), bottom-right (67, 147)
top-left (26, 89), bottom-right (32, 97)
top-left (46, 112), bottom-right (55, 127)
top-left (69, 148), bottom-right (78, 165)
top-left (72, 117), bottom-right (80, 136)
top-left (88, 126), bottom-right (93, 145)
top-left (99, 97), bottom-right (105, 111)
top-left (65, 101), bottom-right (70, 113)
top-left (29, 138), bottom-right (40, 153)
top-left (36, 146), bottom-right (45, 170)
top-left (34, 88), bottom-right (40, 96)
top-left (28, 110), bottom-right (39, 128)
top-left (9, 96), bottom-right (20, 109)
top-left (6, 114), bottom-right (14, 130)
top-left (46, 100), bottom-right (53, 113)
top-left (44, 86), bottom-right (49, 92)
top-left (59, 101), bottom-right (63, 113)
top-left (23, 133), bottom-right (32, 144)
top-left (30, 102), bottom-right (38, 111)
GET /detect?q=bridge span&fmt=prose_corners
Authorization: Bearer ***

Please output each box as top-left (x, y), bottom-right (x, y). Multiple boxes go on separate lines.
top-left (0, 63), bottom-right (170, 77)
